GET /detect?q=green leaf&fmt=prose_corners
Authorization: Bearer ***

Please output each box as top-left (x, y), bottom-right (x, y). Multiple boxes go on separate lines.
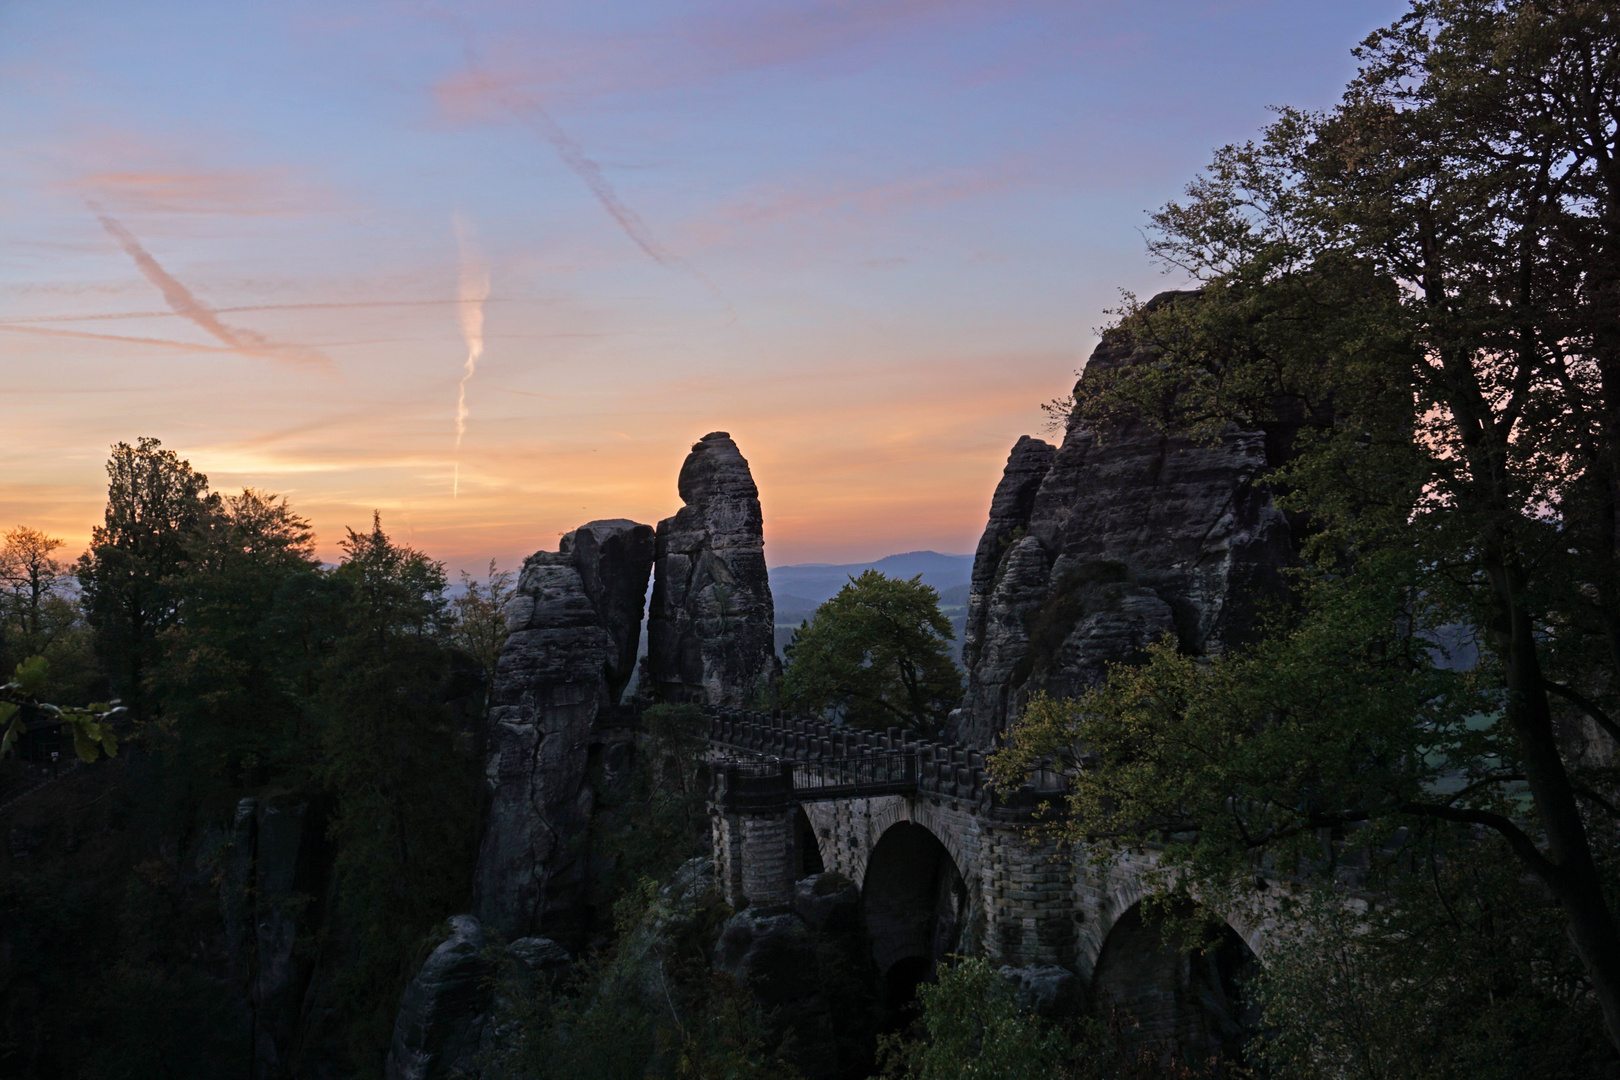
top-left (12, 655), bottom-right (48, 696)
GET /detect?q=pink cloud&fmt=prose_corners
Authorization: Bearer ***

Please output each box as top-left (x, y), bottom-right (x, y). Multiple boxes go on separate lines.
top-left (71, 169), bottom-right (321, 216)
top-left (432, 0), bottom-right (1048, 117)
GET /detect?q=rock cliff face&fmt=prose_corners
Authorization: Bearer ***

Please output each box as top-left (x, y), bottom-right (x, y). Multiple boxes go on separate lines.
top-left (473, 519), bottom-right (655, 942)
top-left (384, 916), bottom-right (494, 1080)
top-left (647, 432), bottom-right (778, 706)
top-left (954, 303), bottom-right (1298, 747)
top-left (215, 794), bottom-right (330, 1080)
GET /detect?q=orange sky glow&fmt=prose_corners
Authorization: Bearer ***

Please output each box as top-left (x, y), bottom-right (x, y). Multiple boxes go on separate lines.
top-left (1, 1), bottom-right (1404, 575)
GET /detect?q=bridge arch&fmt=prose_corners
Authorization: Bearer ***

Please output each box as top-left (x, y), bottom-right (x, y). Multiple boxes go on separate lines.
top-left (861, 819), bottom-right (971, 1023)
top-left (1084, 876), bottom-right (1275, 976)
top-left (1088, 893), bottom-right (1264, 1067)
top-left (791, 805), bottom-right (825, 877)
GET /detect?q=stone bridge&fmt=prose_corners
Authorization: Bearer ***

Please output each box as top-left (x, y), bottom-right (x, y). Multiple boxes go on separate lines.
top-left (707, 708), bottom-right (1274, 1055)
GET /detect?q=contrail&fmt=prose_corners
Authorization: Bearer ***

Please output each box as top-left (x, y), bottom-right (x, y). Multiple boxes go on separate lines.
top-left (512, 104), bottom-right (676, 267)
top-left (0, 298), bottom-right (502, 325)
top-left (453, 49), bottom-right (736, 321)
top-left (452, 212), bottom-right (489, 498)
top-left (509, 101), bottom-right (737, 320)
top-left (90, 204), bottom-right (332, 370)
top-left (0, 322), bottom-right (298, 358)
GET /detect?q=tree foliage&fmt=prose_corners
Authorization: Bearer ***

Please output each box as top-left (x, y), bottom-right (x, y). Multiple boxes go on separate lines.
top-left (781, 570), bottom-right (962, 737)
top-left (76, 437), bottom-right (219, 721)
top-left (0, 655), bottom-right (121, 763)
top-left (446, 559), bottom-right (516, 703)
top-left (877, 958), bottom-right (1219, 1080)
top-left (0, 527), bottom-right (102, 707)
top-left (876, 958), bottom-right (1071, 1080)
top-left (1003, 0), bottom-right (1620, 1057)
top-left (1, 442), bottom-right (492, 1077)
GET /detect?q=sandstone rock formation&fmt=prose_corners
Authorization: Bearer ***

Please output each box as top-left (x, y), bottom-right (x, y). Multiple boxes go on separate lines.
top-left (713, 906), bottom-right (841, 1079)
top-left (385, 917), bottom-right (574, 1080)
top-left (473, 519), bottom-right (655, 942)
top-left (998, 964), bottom-right (1080, 1019)
top-left (217, 794), bottom-right (326, 1079)
top-left (954, 297), bottom-right (1297, 746)
top-left (647, 432), bottom-right (778, 706)
top-left (384, 916), bottom-right (495, 1080)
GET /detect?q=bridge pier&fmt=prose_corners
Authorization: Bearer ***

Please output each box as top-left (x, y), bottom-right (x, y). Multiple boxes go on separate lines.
top-left (711, 760), bottom-right (799, 909)
top-left (980, 826), bottom-right (1075, 968)
top-left (714, 808), bottom-right (796, 909)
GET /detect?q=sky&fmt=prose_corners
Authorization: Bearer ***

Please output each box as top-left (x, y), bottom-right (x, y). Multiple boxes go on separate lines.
top-left (1, 0), bottom-right (1410, 573)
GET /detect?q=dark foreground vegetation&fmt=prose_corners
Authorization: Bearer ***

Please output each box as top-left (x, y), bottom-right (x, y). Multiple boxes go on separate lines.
top-left (4, 1), bottom-right (1620, 1077)
top-left (993, 0), bottom-right (1620, 1075)
top-left (1, 437), bottom-right (494, 1075)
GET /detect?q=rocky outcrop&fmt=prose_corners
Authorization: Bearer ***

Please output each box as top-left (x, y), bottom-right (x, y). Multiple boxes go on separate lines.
top-left (560, 520), bottom-right (658, 704)
top-left (216, 794), bottom-right (330, 1080)
top-left (713, 906), bottom-right (840, 1079)
top-left (962, 435), bottom-right (1057, 676)
top-left (473, 520), bottom-right (654, 943)
top-left (385, 917), bottom-right (574, 1080)
top-left (794, 872), bottom-right (861, 934)
top-left (646, 432), bottom-right (778, 706)
top-left (385, 916), bottom-right (495, 1080)
top-left (999, 964), bottom-right (1080, 1019)
top-left (954, 296), bottom-right (1298, 746)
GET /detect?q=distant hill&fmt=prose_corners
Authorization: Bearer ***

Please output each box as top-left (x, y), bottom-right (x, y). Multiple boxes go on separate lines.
top-left (768, 551), bottom-right (974, 609)
top-left (770, 551), bottom-right (975, 664)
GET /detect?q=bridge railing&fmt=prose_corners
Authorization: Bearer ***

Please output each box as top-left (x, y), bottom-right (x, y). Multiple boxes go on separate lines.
top-left (792, 751), bottom-right (915, 797)
top-left (713, 759), bottom-right (796, 812)
top-left (707, 708), bottom-right (995, 805)
top-left (712, 752), bottom-right (917, 811)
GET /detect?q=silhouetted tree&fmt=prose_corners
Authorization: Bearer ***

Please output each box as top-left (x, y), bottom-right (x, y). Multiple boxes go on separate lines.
top-left (76, 437), bottom-right (219, 720)
top-left (782, 570), bottom-right (961, 737)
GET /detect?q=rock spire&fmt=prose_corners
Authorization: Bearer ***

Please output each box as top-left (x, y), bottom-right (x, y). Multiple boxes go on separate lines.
top-left (473, 519), bottom-right (655, 941)
top-left (646, 432), bottom-right (778, 707)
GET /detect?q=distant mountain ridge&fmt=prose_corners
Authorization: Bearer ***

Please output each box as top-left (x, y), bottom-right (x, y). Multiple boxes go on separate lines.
top-left (768, 551), bottom-right (974, 609)
top-left (768, 551), bottom-right (975, 663)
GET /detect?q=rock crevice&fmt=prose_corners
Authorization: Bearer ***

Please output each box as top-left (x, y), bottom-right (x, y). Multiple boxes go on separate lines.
top-left (473, 519), bottom-right (654, 942)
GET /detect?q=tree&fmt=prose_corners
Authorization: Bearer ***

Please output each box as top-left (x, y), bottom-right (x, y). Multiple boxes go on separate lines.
top-left (876, 958), bottom-right (1071, 1080)
top-left (314, 513), bottom-right (478, 1058)
top-left (0, 526), bottom-right (65, 640)
top-left (1000, 0), bottom-right (1620, 1054)
top-left (0, 525), bottom-right (102, 704)
top-left (780, 570), bottom-right (962, 737)
top-left (445, 559), bottom-right (514, 713)
top-left (76, 438), bottom-right (220, 720)
top-left (147, 488), bottom-right (321, 783)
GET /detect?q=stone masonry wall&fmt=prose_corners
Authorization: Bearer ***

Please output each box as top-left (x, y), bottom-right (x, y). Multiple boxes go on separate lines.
top-left (799, 793), bottom-right (1087, 969)
top-left (713, 808), bottom-right (797, 909)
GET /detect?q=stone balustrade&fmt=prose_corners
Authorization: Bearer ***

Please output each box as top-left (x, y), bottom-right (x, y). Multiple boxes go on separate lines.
top-left (706, 708), bottom-right (994, 806)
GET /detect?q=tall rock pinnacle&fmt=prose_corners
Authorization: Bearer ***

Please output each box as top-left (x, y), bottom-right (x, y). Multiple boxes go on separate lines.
top-left (646, 432), bottom-right (778, 707)
top-left (473, 519), bottom-right (654, 942)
